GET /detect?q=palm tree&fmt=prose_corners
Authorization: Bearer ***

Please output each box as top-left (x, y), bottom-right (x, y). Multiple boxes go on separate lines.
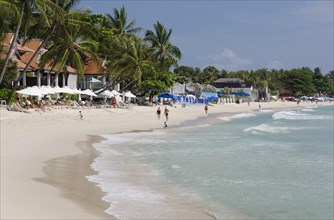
top-left (15, 0), bottom-right (93, 86)
top-left (0, 0), bottom-right (53, 84)
top-left (107, 36), bottom-right (154, 91)
top-left (0, 1), bottom-right (19, 41)
top-left (105, 6), bottom-right (142, 36)
top-left (144, 21), bottom-right (181, 68)
top-left (39, 33), bottom-right (98, 85)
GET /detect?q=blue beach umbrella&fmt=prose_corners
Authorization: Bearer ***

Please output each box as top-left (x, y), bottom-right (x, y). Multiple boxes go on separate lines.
top-left (159, 93), bottom-right (178, 99)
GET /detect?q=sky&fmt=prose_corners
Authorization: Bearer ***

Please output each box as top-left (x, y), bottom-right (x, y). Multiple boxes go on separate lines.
top-left (78, 0), bottom-right (334, 74)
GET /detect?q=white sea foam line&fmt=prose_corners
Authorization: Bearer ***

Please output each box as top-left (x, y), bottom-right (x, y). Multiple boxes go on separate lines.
top-left (218, 112), bottom-right (256, 121)
top-left (177, 123), bottom-right (211, 130)
top-left (259, 109), bottom-right (274, 113)
top-left (244, 123), bottom-right (308, 134)
top-left (272, 110), bottom-right (330, 120)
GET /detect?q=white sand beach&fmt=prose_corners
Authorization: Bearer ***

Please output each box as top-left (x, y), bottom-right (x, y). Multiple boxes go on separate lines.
top-left (0, 101), bottom-right (332, 219)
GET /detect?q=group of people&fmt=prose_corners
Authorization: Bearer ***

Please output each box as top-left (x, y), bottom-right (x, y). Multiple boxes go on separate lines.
top-left (156, 107), bottom-right (169, 129)
top-left (156, 104), bottom-right (209, 129)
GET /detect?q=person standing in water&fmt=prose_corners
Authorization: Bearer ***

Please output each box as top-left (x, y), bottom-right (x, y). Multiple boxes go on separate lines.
top-left (156, 107), bottom-right (161, 119)
top-left (164, 107), bottom-right (169, 121)
top-left (204, 104), bottom-right (208, 114)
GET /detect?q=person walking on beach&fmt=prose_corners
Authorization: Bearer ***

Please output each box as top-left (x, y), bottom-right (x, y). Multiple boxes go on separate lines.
top-left (164, 121), bottom-right (168, 129)
top-left (79, 111), bottom-right (83, 119)
top-left (204, 104), bottom-right (208, 115)
top-left (156, 107), bottom-right (161, 119)
top-left (164, 107), bottom-right (169, 121)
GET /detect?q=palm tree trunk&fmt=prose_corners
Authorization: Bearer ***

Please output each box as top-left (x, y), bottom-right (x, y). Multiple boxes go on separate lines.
top-left (121, 78), bottom-right (136, 92)
top-left (0, 4), bottom-right (24, 84)
top-left (14, 26), bottom-right (56, 85)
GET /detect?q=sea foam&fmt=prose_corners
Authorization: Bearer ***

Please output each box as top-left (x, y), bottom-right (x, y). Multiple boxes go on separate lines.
top-left (218, 113), bottom-right (256, 121)
top-left (272, 110), bottom-right (330, 120)
top-left (244, 123), bottom-right (304, 134)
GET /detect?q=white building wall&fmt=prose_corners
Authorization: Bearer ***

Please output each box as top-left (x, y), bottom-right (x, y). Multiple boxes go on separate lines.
top-left (67, 74), bottom-right (77, 89)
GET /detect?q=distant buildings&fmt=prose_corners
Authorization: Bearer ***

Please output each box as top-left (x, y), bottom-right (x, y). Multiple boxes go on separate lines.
top-left (210, 78), bottom-right (247, 89)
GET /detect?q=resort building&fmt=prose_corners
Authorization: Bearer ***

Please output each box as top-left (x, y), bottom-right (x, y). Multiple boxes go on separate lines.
top-left (1, 34), bottom-right (115, 91)
top-left (169, 82), bottom-right (186, 96)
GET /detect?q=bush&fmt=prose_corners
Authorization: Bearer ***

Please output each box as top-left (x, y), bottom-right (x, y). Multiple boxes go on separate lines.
top-left (0, 88), bottom-right (16, 104)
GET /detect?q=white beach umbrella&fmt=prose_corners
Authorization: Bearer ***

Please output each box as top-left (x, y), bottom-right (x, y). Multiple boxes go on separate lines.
top-left (81, 89), bottom-right (97, 97)
top-left (72, 88), bottom-right (83, 94)
top-left (111, 90), bottom-right (121, 96)
top-left (53, 86), bottom-right (75, 94)
top-left (95, 89), bottom-right (114, 98)
top-left (124, 91), bottom-right (136, 98)
top-left (17, 86), bottom-right (42, 97)
top-left (40, 85), bottom-right (55, 94)
top-left (61, 86), bottom-right (75, 94)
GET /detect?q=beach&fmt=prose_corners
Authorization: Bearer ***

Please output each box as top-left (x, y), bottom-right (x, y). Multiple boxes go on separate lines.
top-left (0, 101), bottom-right (332, 219)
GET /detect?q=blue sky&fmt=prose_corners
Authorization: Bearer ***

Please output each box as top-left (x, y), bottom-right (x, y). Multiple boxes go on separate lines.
top-left (78, 0), bottom-right (334, 74)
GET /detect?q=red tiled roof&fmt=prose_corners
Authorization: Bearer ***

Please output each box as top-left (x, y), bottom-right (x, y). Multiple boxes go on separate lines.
top-left (14, 59), bottom-right (30, 69)
top-left (84, 59), bottom-right (106, 75)
top-left (23, 39), bottom-right (42, 51)
top-left (2, 34), bottom-right (102, 75)
top-left (3, 33), bottom-right (14, 47)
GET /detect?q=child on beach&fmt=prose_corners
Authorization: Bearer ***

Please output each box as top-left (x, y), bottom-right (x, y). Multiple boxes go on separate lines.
top-left (164, 122), bottom-right (168, 129)
top-left (79, 111), bottom-right (83, 119)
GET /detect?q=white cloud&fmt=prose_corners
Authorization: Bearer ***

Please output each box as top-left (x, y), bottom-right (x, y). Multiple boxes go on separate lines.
top-left (292, 1), bottom-right (334, 23)
top-left (200, 48), bottom-right (252, 71)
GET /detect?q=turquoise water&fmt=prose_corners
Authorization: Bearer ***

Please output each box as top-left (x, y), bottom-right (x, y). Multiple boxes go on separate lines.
top-left (88, 105), bottom-right (334, 219)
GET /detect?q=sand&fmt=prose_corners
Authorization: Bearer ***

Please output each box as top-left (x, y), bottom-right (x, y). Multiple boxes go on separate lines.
top-left (0, 101), bottom-right (331, 219)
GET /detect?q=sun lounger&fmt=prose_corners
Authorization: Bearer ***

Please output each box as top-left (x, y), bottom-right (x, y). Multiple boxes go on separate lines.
top-left (7, 102), bottom-right (29, 113)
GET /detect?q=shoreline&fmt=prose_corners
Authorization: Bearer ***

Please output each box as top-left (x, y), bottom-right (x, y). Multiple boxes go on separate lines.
top-left (1, 101), bottom-right (332, 219)
top-left (34, 135), bottom-right (112, 219)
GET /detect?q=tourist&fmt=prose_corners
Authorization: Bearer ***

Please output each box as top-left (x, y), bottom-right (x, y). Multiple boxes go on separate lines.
top-left (204, 104), bottom-right (208, 114)
top-left (156, 107), bottom-right (161, 119)
top-left (164, 121), bottom-right (168, 129)
top-left (164, 107), bottom-right (169, 121)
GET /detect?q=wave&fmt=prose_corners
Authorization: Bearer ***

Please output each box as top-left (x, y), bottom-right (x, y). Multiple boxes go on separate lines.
top-left (100, 130), bottom-right (165, 145)
top-left (272, 110), bottom-right (330, 120)
top-left (244, 123), bottom-right (305, 134)
top-left (177, 124), bottom-right (211, 130)
top-left (218, 113), bottom-right (256, 121)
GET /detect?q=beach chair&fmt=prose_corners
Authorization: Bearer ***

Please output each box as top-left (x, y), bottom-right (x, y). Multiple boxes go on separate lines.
top-left (7, 102), bottom-right (29, 113)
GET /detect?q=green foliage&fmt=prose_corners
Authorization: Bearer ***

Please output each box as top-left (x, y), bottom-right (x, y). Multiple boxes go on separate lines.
top-left (174, 64), bottom-right (334, 96)
top-left (0, 59), bottom-right (17, 87)
top-left (0, 88), bottom-right (16, 104)
top-left (281, 67), bottom-right (316, 96)
top-left (137, 70), bottom-right (174, 98)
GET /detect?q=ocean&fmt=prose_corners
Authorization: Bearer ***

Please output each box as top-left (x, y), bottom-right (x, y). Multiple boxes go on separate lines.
top-left (87, 105), bottom-right (334, 219)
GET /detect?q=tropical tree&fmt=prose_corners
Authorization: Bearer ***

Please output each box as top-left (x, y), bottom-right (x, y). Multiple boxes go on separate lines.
top-left (39, 33), bottom-right (98, 85)
top-left (312, 67), bottom-right (326, 94)
top-left (105, 6), bottom-right (142, 36)
top-left (107, 36), bottom-right (154, 92)
top-left (15, 0), bottom-right (87, 85)
top-left (0, 0), bottom-right (54, 84)
top-left (144, 21), bottom-right (181, 69)
top-left (201, 66), bottom-right (220, 84)
top-left (0, 1), bottom-right (19, 40)
top-left (138, 69), bottom-right (174, 101)
top-left (281, 67), bottom-right (316, 96)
